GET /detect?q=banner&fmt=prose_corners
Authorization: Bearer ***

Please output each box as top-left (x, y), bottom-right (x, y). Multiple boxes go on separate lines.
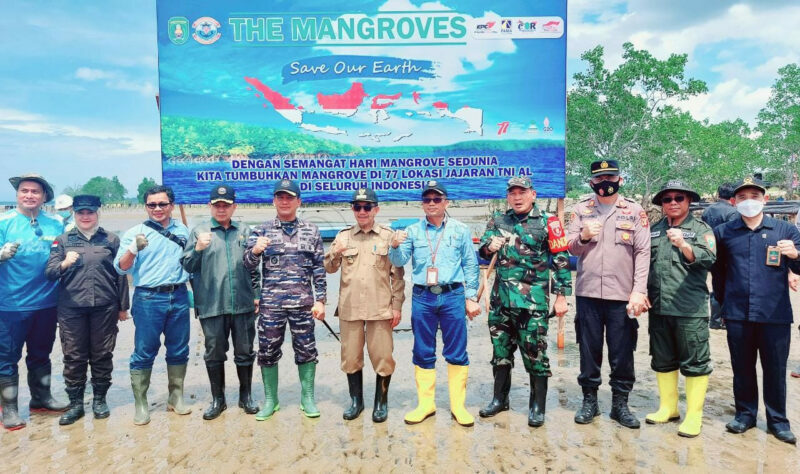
top-left (156, 1), bottom-right (567, 203)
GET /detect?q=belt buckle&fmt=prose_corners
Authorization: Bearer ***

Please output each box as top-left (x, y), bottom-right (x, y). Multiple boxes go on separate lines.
top-left (429, 285), bottom-right (442, 295)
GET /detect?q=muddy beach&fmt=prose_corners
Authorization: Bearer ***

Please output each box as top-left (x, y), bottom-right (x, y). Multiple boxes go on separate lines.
top-left (1, 205), bottom-right (799, 472)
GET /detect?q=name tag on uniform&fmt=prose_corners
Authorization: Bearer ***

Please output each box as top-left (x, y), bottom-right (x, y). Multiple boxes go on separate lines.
top-left (682, 231), bottom-right (696, 239)
top-left (651, 231), bottom-right (661, 238)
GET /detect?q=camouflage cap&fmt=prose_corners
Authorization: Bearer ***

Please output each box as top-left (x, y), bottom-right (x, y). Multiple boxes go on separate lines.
top-left (507, 176), bottom-right (533, 190)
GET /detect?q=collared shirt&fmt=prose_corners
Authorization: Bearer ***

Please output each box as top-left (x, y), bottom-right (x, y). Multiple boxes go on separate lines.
top-left (324, 223), bottom-right (405, 321)
top-left (388, 216), bottom-right (479, 299)
top-left (701, 200), bottom-right (738, 229)
top-left (0, 209), bottom-right (63, 311)
top-left (45, 227), bottom-right (130, 310)
top-left (243, 217), bottom-right (326, 309)
top-left (712, 215), bottom-right (800, 323)
top-left (113, 218), bottom-right (190, 287)
top-left (566, 195), bottom-right (651, 301)
top-left (647, 214), bottom-right (715, 318)
top-left (181, 218), bottom-right (260, 319)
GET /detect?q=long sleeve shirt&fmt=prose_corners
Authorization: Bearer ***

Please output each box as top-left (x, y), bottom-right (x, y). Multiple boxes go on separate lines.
top-left (113, 218), bottom-right (190, 287)
top-left (566, 195), bottom-right (651, 301)
top-left (181, 219), bottom-right (260, 318)
top-left (324, 224), bottom-right (405, 320)
top-left (388, 216), bottom-right (479, 299)
top-left (712, 215), bottom-right (800, 324)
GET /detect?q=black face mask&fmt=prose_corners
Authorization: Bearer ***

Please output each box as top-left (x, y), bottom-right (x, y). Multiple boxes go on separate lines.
top-left (590, 180), bottom-right (620, 197)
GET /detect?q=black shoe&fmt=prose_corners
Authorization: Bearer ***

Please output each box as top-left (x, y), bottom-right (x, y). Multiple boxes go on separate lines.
top-left (528, 375), bottom-right (547, 427)
top-left (28, 367), bottom-right (69, 413)
top-left (574, 388), bottom-right (600, 424)
top-left (236, 365), bottom-right (260, 415)
top-left (768, 428), bottom-right (797, 445)
top-left (0, 375), bottom-right (26, 431)
top-left (609, 391), bottom-right (640, 429)
top-left (59, 385), bottom-right (86, 426)
top-left (709, 322), bottom-right (726, 330)
top-left (479, 365), bottom-right (511, 418)
top-left (343, 371), bottom-right (364, 420)
top-left (372, 374), bottom-right (391, 423)
top-left (91, 382), bottom-right (111, 419)
top-left (203, 364), bottom-right (227, 421)
top-left (725, 418), bottom-right (756, 434)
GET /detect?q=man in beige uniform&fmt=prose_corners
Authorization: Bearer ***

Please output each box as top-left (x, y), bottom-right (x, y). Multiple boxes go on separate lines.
top-left (324, 188), bottom-right (405, 423)
top-left (566, 159), bottom-right (651, 429)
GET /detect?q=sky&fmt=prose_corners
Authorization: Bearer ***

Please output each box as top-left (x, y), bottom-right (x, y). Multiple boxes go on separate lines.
top-left (1, 0), bottom-right (798, 201)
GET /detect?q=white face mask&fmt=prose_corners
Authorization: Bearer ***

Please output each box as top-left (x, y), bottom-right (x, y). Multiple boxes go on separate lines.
top-left (736, 199), bottom-right (764, 218)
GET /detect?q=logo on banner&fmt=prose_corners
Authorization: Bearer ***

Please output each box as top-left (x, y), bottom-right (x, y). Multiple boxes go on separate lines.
top-left (543, 20), bottom-right (561, 32)
top-left (475, 21), bottom-right (496, 33)
top-left (192, 17), bottom-right (221, 45)
top-left (168, 17), bottom-right (189, 45)
top-left (517, 20), bottom-right (537, 31)
top-left (500, 19), bottom-right (513, 33)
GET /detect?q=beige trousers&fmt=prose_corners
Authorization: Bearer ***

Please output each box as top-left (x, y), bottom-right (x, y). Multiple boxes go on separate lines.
top-left (339, 319), bottom-right (395, 376)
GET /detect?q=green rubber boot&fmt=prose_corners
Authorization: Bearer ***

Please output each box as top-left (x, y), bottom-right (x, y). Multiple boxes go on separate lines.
top-left (255, 365), bottom-right (280, 421)
top-left (166, 365), bottom-right (192, 415)
top-left (130, 369), bottom-right (152, 425)
top-left (298, 362), bottom-right (320, 418)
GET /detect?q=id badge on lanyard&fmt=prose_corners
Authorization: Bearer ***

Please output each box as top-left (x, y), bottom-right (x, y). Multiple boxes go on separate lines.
top-left (425, 222), bottom-right (446, 287)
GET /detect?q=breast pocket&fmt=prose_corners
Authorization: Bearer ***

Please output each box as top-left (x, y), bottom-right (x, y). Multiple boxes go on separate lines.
top-left (342, 247), bottom-right (359, 266)
top-left (615, 222), bottom-right (634, 246)
top-left (372, 242), bottom-right (389, 270)
top-left (298, 240), bottom-right (317, 267)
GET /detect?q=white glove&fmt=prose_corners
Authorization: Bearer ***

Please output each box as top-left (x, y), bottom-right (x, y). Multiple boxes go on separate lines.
top-left (128, 234), bottom-right (148, 255)
top-left (0, 242), bottom-right (20, 261)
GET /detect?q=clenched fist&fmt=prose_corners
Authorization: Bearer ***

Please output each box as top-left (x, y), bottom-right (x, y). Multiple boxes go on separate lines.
top-left (252, 236), bottom-right (271, 255)
top-left (391, 230), bottom-right (408, 248)
top-left (61, 251), bottom-right (80, 270)
top-left (486, 236), bottom-right (506, 253)
top-left (329, 239), bottom-right (348, 256)
top-left (195, 232), bottom-right (212, 251)
top-left (777, 239), bottom-right (799, 260)
top-left (0, 242), bottom-right (20, 261)
top-left (580, 220), bottom-right (602, 241)
top-left (129, 233), bottom-right (148, 255)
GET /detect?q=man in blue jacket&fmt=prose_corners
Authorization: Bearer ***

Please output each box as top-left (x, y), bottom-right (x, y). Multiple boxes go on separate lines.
top-left (713, 176), bottom-right (800, 445)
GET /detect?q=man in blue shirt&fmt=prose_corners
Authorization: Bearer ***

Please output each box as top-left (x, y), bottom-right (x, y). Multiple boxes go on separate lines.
top-left (701, 182), bottom-right (738, 330)
top-left (712, 176), bottom-right (800, 445)
top-left (0, 174), bottom-right (69, 430)
top-left (114, 185), bottom-right (192, 425)
top-left (389, 181), bottom-right (480, 427)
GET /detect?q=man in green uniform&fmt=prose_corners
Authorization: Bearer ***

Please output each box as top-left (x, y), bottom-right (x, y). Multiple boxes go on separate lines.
top-left (477, 176), bottom-right (571, 427)
top-left (644, 180), bottom-right (716, 438)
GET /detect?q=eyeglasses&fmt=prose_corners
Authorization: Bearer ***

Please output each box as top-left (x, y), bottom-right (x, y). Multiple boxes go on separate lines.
top-left (660, 195), bottom-right (686, 204)
top-left (589, 175), bottom-right (620, 184)
top-left (30, 218), bottom-right (43, 237)
top-left (422, 197), bottom-right (444, 204)
top-left (145, 202), bottom-right (172, 209)
top-left (352, 204), bottom-right (374, 212)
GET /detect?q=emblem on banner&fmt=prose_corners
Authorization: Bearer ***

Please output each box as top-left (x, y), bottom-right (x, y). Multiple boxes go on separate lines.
top-left (168, 17), bottom-right (189, 45)
top-left (192, 17), bottom-right (221, 45)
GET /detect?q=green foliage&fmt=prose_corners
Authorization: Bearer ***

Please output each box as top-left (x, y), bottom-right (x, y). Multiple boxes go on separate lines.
top-left (137, 177), bottom-right (158, 204)
top-left (78, 176), bottom-right (127, 203)
top-left (160, 116), bottom-right (363, 157)
top-left (756, 64), bottom-right (800, 194)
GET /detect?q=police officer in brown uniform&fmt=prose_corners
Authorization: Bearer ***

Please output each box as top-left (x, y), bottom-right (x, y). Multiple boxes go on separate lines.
top-left (566, 160), bottom-right (651, 429)
top-left (324, 188), bottom-right (405, 422)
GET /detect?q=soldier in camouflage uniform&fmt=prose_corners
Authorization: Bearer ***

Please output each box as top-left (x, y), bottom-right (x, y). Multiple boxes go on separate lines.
top-left (243, 180), bottom-right (327, 420)
top-left (478, 176), bottom-right (571, 427)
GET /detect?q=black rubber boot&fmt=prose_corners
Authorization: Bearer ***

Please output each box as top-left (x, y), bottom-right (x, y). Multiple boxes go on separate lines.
top-left (0, 375), bottom-right (26, 431)
top-left (528, 375), bottom-right (548, 427)
top-left (372, 374), bottom-right (391, 423)
top-left (59, 385), bottom-right (86, 426)
top-left (479, 365), bottom-right (511, 418)
top-left (28, 366), bottom-right (69, 412)
top-left (574, 387), bottom-right (600, 424)
top-left (236, 365), bottom-right (259, 415)
top-left (610, 390), bottom-right (640, 429)
top-left (92, 381), bottom-right (111, 419)
top-left (343, 370), bottom-right (364, 420)
top-left (203, 364), bottom-right (227, 420)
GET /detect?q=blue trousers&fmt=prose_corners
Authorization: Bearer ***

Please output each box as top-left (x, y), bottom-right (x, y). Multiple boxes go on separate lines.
top-left (726, 320), bottom-right (791, 432)
top-left (0, 307), bottom-right (58, 377)
top-left (129, 286), bottom-right (190, 370)
top-left (257, 306), bottom-right (317, 367)
top-left (410, 285), bottom-right (468, 369)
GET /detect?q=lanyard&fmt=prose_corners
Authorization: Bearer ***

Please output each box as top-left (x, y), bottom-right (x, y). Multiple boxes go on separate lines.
top-left (424, 220), bottom-right (447, 265)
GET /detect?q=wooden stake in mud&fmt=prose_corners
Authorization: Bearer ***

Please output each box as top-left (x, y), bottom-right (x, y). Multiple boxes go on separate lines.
top-left (476, 253), bottom-right (498, 314)
top-left (179, 204), bottom-right (188, 226)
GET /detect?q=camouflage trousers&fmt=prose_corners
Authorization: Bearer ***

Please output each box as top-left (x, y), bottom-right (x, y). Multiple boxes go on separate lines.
top-left (257, 306), bottom-right (317, 367)
top-left (488, 307), bottom-right (551, 376)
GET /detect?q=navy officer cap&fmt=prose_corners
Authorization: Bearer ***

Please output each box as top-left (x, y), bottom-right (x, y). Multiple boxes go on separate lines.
top-left (273, 179), bottom-right (300, 197)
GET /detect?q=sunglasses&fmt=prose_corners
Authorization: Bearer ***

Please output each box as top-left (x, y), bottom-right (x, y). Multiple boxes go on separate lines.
top-left (661, 195), bottom-right (686, 204)
top-left (145, 202), bottom-right (172, 209)
top-left (352, 204), bottom-right (374, 212)
top-left (422, 197), bottom-right (444, 204)
top-left (30, 218), bottom-right (43, 237)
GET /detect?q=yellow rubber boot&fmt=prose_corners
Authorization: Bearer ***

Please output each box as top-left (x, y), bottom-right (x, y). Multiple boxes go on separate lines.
top-left (645, 370), bottom-right (680, 424)
top-left (447, 364), bottom-right (474, 427)
top-left (678, 375), bottom-right (709, 438)
top-left (404, 366), bottom-right (436, 424)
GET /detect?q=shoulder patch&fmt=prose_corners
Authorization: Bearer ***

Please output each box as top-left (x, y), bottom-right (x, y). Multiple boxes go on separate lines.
top-left (639, 210), bottom-right (649, 228)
